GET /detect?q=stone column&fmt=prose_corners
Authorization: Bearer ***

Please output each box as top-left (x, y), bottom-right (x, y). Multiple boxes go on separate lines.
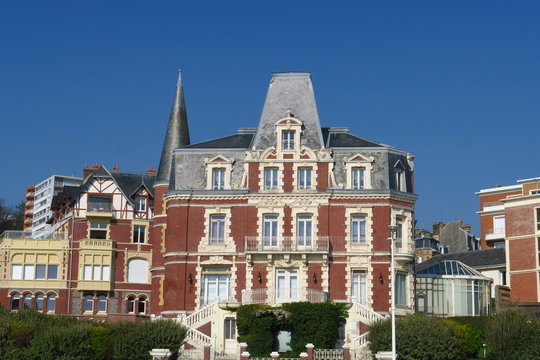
top-left (306, 343), bottom-right (315, 360)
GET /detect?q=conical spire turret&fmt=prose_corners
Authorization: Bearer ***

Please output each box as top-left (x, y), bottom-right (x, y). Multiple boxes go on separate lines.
top-left (156, 71), bottom-right (191, 183)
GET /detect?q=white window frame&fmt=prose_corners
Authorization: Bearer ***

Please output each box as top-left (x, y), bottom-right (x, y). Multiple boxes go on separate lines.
top-left (282, 130), bottom-right (295, 151)
top-left (133, 224), bottom-right (146, 243)
top-left (395, 169), bottom-right (406, 192)
top-left (297, 214), bottom-right (313, 248)
top-left (343, 154), bottom-right (373, 190)
top-left (263, 214), bottom-right (279, 248)
top-left (298, 167), bottom-right (312, 190)
top-left (276, 269), bottom-right (298, 303)
top-left (264, 167), bottom-right (279, 190)
top-left (351, 269), bottom-right (367, 305)
top-left (210, 214), bottom-right (226, 244)
top-left (135, 197), bottom-right (147, 212)
top-left (201, 268), bottom-right (231, 305)
top-left (351, 167), bottom-right (365, 190)
top-left (205, 155), bottom-right (234, 190)
top-left (351, 215), bottom-right (367, 244)
top-left (395, 271), bottom-right (408, 306)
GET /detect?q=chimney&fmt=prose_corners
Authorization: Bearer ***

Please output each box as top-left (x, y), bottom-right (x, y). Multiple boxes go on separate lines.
top-left (147, 167), bottom-right (157, 174)
top-left (83, 163), bottom-right (100, 180)
top-left (432, 221), bottom-right (445, 237)
top-left (112, 165), bottom-right (120, 172)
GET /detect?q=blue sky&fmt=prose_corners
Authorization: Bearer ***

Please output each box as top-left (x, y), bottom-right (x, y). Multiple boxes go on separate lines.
top-left (1, 1), bottom-right (539, 234)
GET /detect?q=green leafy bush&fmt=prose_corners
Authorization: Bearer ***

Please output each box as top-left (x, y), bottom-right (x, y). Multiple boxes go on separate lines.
top-left (236, 304), bottom-right (278, 357)
top-left (484, 310), bottom-right (535, 360)
top-left (443, 319), bottom-right (483, 358)
top-left (369, 315), bottom-right (465, 360)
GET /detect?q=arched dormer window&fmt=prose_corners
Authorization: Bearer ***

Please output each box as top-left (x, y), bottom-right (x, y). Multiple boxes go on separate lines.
top-left (275, 115), bottom-right (302, 153)
top-left (343, 154), bottom-right (374, 190)
top-left (394, 160), bottom-right (407, 192)
top-left (205, 155), bottom-right (235, 190)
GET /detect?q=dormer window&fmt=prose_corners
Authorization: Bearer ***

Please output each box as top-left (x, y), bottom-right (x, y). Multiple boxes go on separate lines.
top-left (212, 168), bottom-right (226, 190)
top-left (205, 155), bottom-right (234, 191)
top-left (393, 160), bottom-right (407, 192)
top-left (352, 167), bottom-right (365, 190)
top-left (344, 154), bottom-right (373, 190)
top-left (282, 130), bottom-right (295, 150)
top-left (135, 197), bottom-right (146, 212)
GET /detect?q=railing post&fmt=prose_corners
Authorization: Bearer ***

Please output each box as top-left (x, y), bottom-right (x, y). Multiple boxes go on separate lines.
top-left (240, 351), bottom-right (250, 360)
top-left (239, 342), bottom-right (248, 355)
top-left (203, 345), bottom-right (211, 360)
top-left (270, 351), bottom-right (280, 359)
top-left (300, 352), bottom-right (308, 359)
top-left (343, 345), bottom-right (351, 360)
top-left (306, 343), bottom-right (314, 360)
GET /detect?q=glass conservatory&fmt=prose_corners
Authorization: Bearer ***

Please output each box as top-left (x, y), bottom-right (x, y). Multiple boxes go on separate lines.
top-left (415, 260), bottom-right (492, 316)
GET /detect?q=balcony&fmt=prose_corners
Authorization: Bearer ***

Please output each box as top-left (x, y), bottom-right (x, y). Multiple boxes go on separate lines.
top-left (485, 228), bottom-right (505, 241)
top-left (241, 288), bottom-right (327, 305)
top-left (0, 231), bottom-right (66, 241)
top-left (86, 202), bottom-right (113, 218)
top-left (79, 238), bottom-right (115, 250)
top-left (393, 240), bottom-right (415, 260)
top-left (245, 236), bottom-right (329, 253)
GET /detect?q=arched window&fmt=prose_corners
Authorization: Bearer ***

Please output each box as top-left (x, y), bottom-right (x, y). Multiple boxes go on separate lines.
top-left (138, 297), bottom-right (146, 314)
top-left (127, 296), bottom-right (135, 313)
top-left (127, 258), bottom-right (149, 283)
top-left (97, 295), bottom-right (107, 313)
top-left (46, 294), bottom-right (56, 313)
top-left (11, 294), bottom-right (20, 310)
top-left (35, 294), bottom-right (44, 311)
top-left (84, 294), bottom-right (93, 312)
top-left (23, 294), bottom-right (32, 308)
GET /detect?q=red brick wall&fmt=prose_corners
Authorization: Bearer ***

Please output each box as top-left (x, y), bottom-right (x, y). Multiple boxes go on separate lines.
top-left (328, 205), bottom-right (346, 251)
top-left (231, 206), bottom-right (258, 252)
top-left (508, 237), bottom-right (536, 271)
top-left (510, 272), bottom-right (538, 302)
top-left (371, 262), bottom-right (390, 312)
top-left (307, 263), bottom-right (323, 291)
top-left (506, 204), bottom-right (537, 238)
top-left (248, 163), bottom-right (259, 192)
top-left (252, 264), bottom-right (268, 289)
top-left (328, 262), bottom-right (346, 300)
top-left (283, 163), bottom-right (293, 192)
top-left (317, 162), bottom-right (328, 191)
top-left (372, 206), bottom-right (391, 252)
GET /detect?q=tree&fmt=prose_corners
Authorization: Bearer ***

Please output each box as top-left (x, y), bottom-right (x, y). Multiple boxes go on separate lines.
top-left (0, 199), bottom-right (24, 235)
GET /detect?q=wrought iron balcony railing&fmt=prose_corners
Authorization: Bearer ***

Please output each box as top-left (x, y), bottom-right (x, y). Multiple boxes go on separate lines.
top-left (245, 236), bottom-right (329, 252)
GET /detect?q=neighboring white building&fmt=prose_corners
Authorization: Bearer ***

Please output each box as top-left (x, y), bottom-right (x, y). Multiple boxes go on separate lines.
top-left (28, 175), bottom-right (82, 236)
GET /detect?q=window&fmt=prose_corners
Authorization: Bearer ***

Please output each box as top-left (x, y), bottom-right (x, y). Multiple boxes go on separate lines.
top-left (263, 215), bottom-right (278, 248)
top-left (351, 215), bottom-right (366, 244)
top-left (35, 294), bottom-right (44, 311)
top-left (351, 269), bottom-right (367, 305)
top-left (90, 223), bottom-right (108, 239)
top-left (36, 265), bottom-right (46, 279)
top-left (396, 169), bottom-right (407, 191)
top-left (298, 167), bottom-right (312, 190)
top-left (138, 297), bottom-right (146, 314)
top-left (133, 225), bottom-right (146, 243)
top-left (46, 294), bottom-right (56, 312)
top-left (276, 269), bottom-right (298, 303)
top-left (83, 264), bottom-right (110, 281)
top-left (135, 197), bottom-right (147, 212)
top-left (23, 294), bottom-right (32, 308)
top-left (24, 265), bottom-right (35, 280)
top-left (97, 295), bottom-right (107, 313)
top-left (84, 294), bottom-right (93, 312)
top-left (210, 215), bottom-right (225, 244)
top-left (201, 268), bottom-right (230, 305)
top-left (127, 296), bottom-right (135, 313)
top-left (11, 264), bottom-right (22, 280)
top-left (88, 196), bottom-right (112, 212)
top-left (395, 272), bottom-right (407, 306)
top-left (352, 167), bottom-right (365, 190)
top-left (395, 217), bottom-right (404, 250)
top-left (531, 189), bottom-right (540, 195)
top-left (493, 216), bottom-right (505, 235)
top-left (127, 258), bottom-right (149, 283)
top-left (264, 167), bottom-right (278, 190)
top-left (11, 294), bottom-right (20, 310)
top-left (297, 215), bottom-right (312, 248)
top-left (224, 318), bottom-right (236, 340)
top-left (212, 168), bottom-right (226, 190)
top-left (282, 130), bottom-right (295, 150)
top-left (537, 209), bottom-right (540, 232)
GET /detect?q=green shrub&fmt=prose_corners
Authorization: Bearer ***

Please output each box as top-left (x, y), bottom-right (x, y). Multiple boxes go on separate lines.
top-left (236, 304), bottom-right (278, 357)
top-left (443, 319), bottom-right (483, 358)
top-left (369, 316), bottom-right (464, 360)
top-left (484, 310), bottom-right (534, 360)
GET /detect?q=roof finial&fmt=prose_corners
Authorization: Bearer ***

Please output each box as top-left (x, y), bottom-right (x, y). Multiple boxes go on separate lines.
top-left (177, 69), bottom-right (182, 87)
top-left (285, 107), bottom-right (294, 117)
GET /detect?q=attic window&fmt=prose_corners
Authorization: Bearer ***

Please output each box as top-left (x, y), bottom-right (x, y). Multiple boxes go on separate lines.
top-left (282, 130), bottom-right (295, 150)
top-left (135, 197), bottom-right (146, 212)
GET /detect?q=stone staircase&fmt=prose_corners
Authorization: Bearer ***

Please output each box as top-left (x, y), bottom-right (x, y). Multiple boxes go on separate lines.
top-left (346, 300), bottom-right (387, 357)
top-left (177, 303), bottom-right (217, 350)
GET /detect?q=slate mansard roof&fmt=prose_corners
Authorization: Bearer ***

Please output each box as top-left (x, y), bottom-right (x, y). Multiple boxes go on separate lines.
top-left (416, 248), bottom-right (506, 273)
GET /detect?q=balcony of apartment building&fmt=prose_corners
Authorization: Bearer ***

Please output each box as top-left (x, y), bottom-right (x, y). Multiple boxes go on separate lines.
top-left (241, 287), bottom-right (327, 306)
top-left (485, 227), bottom-right (505, 242)
top-left (245, 236), bottom-right (330, 254)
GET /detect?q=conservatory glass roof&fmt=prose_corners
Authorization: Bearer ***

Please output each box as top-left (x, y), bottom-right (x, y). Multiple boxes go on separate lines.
top-left (417, 260), bottom-right (483, 277)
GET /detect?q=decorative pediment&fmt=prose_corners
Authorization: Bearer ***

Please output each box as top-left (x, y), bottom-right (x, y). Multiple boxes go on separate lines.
top-left (205, 155), bottom-right (234, 165)
top-left (394, 159), bottom-right (406, 170)
top-left (275, 116), bottom-right (303, 127)
top-left (344, 154), bottom-right (374, 164)
top-left (260, 147), bottom-right (278, 161)
top-left (257, 198), bottom-right (286, 210)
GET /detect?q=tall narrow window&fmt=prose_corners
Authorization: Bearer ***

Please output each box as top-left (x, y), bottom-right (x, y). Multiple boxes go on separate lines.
top-left (536, 209), bottom-right (540, 231)
top-left (23, 294), bottom-right (32, 308)
top-left (24, 265), bottom-right (35, 280)
top-left (298, 167), bottom-right (312, 190)
top-left (11, 294), bottom-right (20, 310)
top-left (395, 272), bottom-right (407, 306)
top-left (47, 265), bottom-right (58, 280)
top-left (395, 217), bottom-right (404, 250)
top-left (396, 170), bottom-right (406, 192)
top-left (127, 296), bottom-right (135, 313)
top-left (276, 269), bottom-right (298, 302)
top-left (282, 130), bottom-right (295, 150)
top-left (36, 265), bottom-right (46, 279)
top-left (11, 264), bottom-right (22, 280)
top-left (201, 268), bottom-right (230, 305)
top-left (352, 167), bottom-right (365, 190)
top-left (135, 197), bottom-right (147, 212)
top-left (351, 215), bottom-right (367, 244)
top-left (297, 214), bottom-right (313, 248)
top-left (46, 294), bottom-right (56, 312)
top-left (84, 294), bottom-right (93, 312)
top-left (210, 215), bottom-right (226, 244)
top-left (35, 294), bottom-right (44, 311)
top-left (264, 167), bottom-right (278, 190)
top-left (351, 269), bottom-right (367, 305)
top-left (133, 225), bottom-right (146, 243)
top-left (224, 318), bottom-right (237, 340)
top-left (493, 216), bottom-right (505, 235)
top-left (263, 215), bottom-right (278, 248)
top-left (97, 295), bottom-right (107, 313)
top-left (212, 168), bottom-right (226, 190)
top-left (138, 297), bottom-right (146, 314)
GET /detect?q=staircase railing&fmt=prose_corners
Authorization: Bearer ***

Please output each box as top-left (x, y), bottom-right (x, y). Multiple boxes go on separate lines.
top-left (181, 303), bottom-right (217, 328)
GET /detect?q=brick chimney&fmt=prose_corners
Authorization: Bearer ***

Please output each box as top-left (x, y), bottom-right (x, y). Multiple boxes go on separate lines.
top-left (83, 163), bottom-right (100, 179)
